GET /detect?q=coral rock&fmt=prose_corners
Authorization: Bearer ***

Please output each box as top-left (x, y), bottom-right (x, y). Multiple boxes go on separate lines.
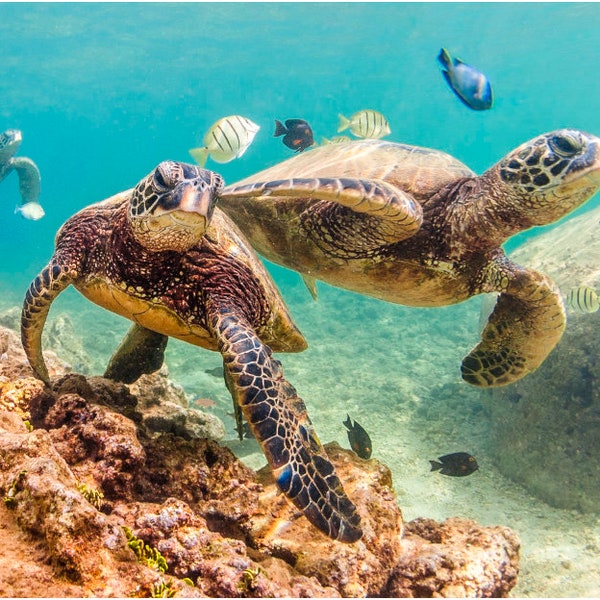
top-left (387, 517), bottom-right (520, 597)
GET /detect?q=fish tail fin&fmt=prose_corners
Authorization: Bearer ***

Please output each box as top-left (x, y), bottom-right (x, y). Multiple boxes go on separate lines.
top-left (14, 205), bottom-right (19, 215)
top-left (337, 114), bottom-right (350, 133)
top-left (437, 48), bottom-right (452, 69)
top-left (429, 460), bottom-right (443, 472)
top-left (343, 414), bottom-right (353, 430)
top-left (189, 147), bottom-right (209, 167)
top-left (273, 120), bottom-right (287, 137)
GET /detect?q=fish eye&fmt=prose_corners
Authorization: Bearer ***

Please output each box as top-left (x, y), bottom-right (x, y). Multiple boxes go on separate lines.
top-left (549, 133), bottom-right (583, 157)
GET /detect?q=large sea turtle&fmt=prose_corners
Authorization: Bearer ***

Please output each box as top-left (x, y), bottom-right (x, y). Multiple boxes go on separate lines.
top-left (0, 129), bottom-right (41, 205)
top-left (20, 161), bottom-right (362, 542)
top-left (219, 129), bottom-right (600, 386)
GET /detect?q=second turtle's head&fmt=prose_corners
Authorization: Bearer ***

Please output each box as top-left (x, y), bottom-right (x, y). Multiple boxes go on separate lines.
top-left (0, 129), bottom-right (22, 163)
top-left (129, 161), bottom-right (224, 252)
top-left (493, 129), bottom-right (600, 225)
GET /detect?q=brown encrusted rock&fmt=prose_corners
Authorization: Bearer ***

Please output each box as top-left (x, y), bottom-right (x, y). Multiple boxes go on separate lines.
top-left (134, 435), bottom-right (261, 527)
top-left (129, 366), bottom-right (226, 441)
top-left (0, 427), bottom-right (161, 596)
top-left (114, 498), bottom-right (339, 598)
top-left (30, 383), bottom-right (146, 500)
top-left (387, 517), bottom-right (520, 598)
top-left (246, 442), bottom-right (403, 597)
top-left (0, 337), bottom-right (521, 597)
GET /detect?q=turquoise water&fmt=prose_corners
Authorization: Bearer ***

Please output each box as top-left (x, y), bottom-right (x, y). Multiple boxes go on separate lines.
top-left (2, 3), bottom-right (600, 597)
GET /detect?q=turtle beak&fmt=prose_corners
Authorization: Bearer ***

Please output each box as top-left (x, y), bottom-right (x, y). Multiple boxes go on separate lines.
top-left (173, 181), bottom-right (217, 220)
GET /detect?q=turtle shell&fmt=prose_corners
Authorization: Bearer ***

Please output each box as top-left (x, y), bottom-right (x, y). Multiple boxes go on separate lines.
top-left (229, 139), bottom-right (475, 202)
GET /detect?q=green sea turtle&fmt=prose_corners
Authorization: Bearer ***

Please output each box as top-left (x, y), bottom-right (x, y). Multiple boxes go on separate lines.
top-left (0, 129), bottom-right (41, 206)
top-left (218, 129), bottom-right (600, 386)
top-left (20, 161), bottom-right (361, 542)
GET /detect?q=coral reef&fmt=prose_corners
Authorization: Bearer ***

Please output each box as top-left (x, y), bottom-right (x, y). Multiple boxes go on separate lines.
top-left (486, 206), bottom-right (600, 512)
top-left (0, 323), bottom-right (520, 596)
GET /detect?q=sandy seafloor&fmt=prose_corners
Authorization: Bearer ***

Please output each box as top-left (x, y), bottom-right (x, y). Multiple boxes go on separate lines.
top-left (2, 262), bottom-right (598, 598)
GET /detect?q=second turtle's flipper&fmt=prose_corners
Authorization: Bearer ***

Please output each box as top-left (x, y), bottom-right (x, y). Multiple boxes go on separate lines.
top-left (462, 260), bottom-right (565, 387)
top-left (11, 156), bottom-right (41, 204)
top-left (104, 323), bottom-right (169, 383)
top-left (211, 309), bottom-right (362, 543)
top-left (222, 177), bottom-right (423, 245)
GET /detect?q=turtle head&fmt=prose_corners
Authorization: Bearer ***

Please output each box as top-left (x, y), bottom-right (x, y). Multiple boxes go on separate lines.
top-left (0, 129), bottom-right (22, 163)
top-left (129, 161), bottom-right (224, 252)
top-left (494, 129), bottom-right (600, 225)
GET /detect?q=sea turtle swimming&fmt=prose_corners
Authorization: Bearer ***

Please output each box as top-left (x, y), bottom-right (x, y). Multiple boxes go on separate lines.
top-left (0, 129), bottom-right (42, 206)
top-left (20, 161), bottom-right (361, 542)
top-left (218, 129), bottom-right (600, 386)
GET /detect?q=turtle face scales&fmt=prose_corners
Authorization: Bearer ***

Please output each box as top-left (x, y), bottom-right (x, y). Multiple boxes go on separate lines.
top-left (496, 129), bottom-right (600, 224)
top-left (129, 161), bottom-right (224, 252)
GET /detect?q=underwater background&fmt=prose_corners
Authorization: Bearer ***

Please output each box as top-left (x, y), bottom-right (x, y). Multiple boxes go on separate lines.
top-left (1, 2), bottom-right (600, 596)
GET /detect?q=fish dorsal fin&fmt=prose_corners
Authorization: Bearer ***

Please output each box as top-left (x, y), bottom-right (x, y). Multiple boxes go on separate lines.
top-left (301, 273), bottom-right (318, 300)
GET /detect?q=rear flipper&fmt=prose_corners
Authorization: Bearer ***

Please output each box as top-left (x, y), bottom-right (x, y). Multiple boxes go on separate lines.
top-left (104, 323), bottom-right (169, 383)
top-left (12, 156), bottom-right (41, 204)
top-left (462, 260), bottom-right (565, 387)
top-left (211, 308), bottom-right (362, 542)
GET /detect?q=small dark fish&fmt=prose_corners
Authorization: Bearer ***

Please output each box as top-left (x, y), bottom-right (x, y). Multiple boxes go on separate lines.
top-left (274, 118), bottom-right (314, 152)
top-left (429, 452), bottom-right (479, 477)
top-left (343, 414), bottom-right (372, 459)
top-left (204, 366), bottom-right (224, 378)
top-left (437, 48), bottom-right (493, 111)
top-left (227, 411), bottom-right (254, 439)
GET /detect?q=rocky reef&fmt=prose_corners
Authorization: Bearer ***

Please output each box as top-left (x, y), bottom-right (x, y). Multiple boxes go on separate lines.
top-left (0, 323), bottom-right (519, 597)
top-left (485, 205), bottom-right (600, 513)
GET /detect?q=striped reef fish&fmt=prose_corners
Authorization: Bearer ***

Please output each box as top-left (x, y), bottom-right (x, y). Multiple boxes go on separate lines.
top-left (566, 285), bottom-right (600, 313)
top-left (189, 115), bottom-right (260, 167)
top-left (320, 135), bottom-right (352, 145)
top-left (337, 109), bottom-right (391, 139)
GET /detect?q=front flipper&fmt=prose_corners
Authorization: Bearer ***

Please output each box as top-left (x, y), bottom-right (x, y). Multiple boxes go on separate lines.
top-left (222, 177), bottom-right (423, 245)
top-left (210, 308), bottom-right (362, 542)
top-left (21, 260), bottom-right (77, 384)
top-left (11, 156), bottom-right (41, 204)
top-left (104, 323), bottom-right (169, 383)
top-left (461, 258), bottom-right (565, 387)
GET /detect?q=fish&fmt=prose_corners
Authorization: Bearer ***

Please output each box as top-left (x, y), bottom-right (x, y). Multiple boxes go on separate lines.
top-left (566, 286), bottom-right (600, 313)
top-left (343, 414), bottom-right (372, 459)
top-left (437, 48), bottom-right (493, 111)
top-left (337, 109), bottom-right (391, 139)
top-left (204, 365), bottom-right (224, 378)
top-left (15, 201), bottom-right (45, 221)
top-left (274, 118), bottom-right (314, 152)
top-left (321, 135), bottom-right (352, 145)
top-left (189, 115), bottom-right (260, 167)
top-left (429, 452), bottom-right (479, 477)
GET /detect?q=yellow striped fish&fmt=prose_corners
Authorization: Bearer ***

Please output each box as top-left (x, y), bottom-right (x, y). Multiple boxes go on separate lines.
top-left (566, 286), bottom-right (600, 313)
top-left (189, 115), bottom-right (260, 167)
top-left (337, 109), bottom-right (391, 139)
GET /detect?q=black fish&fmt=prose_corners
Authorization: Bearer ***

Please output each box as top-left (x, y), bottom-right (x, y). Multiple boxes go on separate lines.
top-left (274, 118), bottom-right (314, 152)
top-left (429, 452), bottom-right (479, 477)
top-left (343, 414), bottom-right (372, 459)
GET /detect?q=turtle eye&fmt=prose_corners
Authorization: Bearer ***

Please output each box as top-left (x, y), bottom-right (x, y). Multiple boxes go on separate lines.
top-left (549, 133), bottom-right (582, 157)
top-left (153, 167), bottom-right (169, 189)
